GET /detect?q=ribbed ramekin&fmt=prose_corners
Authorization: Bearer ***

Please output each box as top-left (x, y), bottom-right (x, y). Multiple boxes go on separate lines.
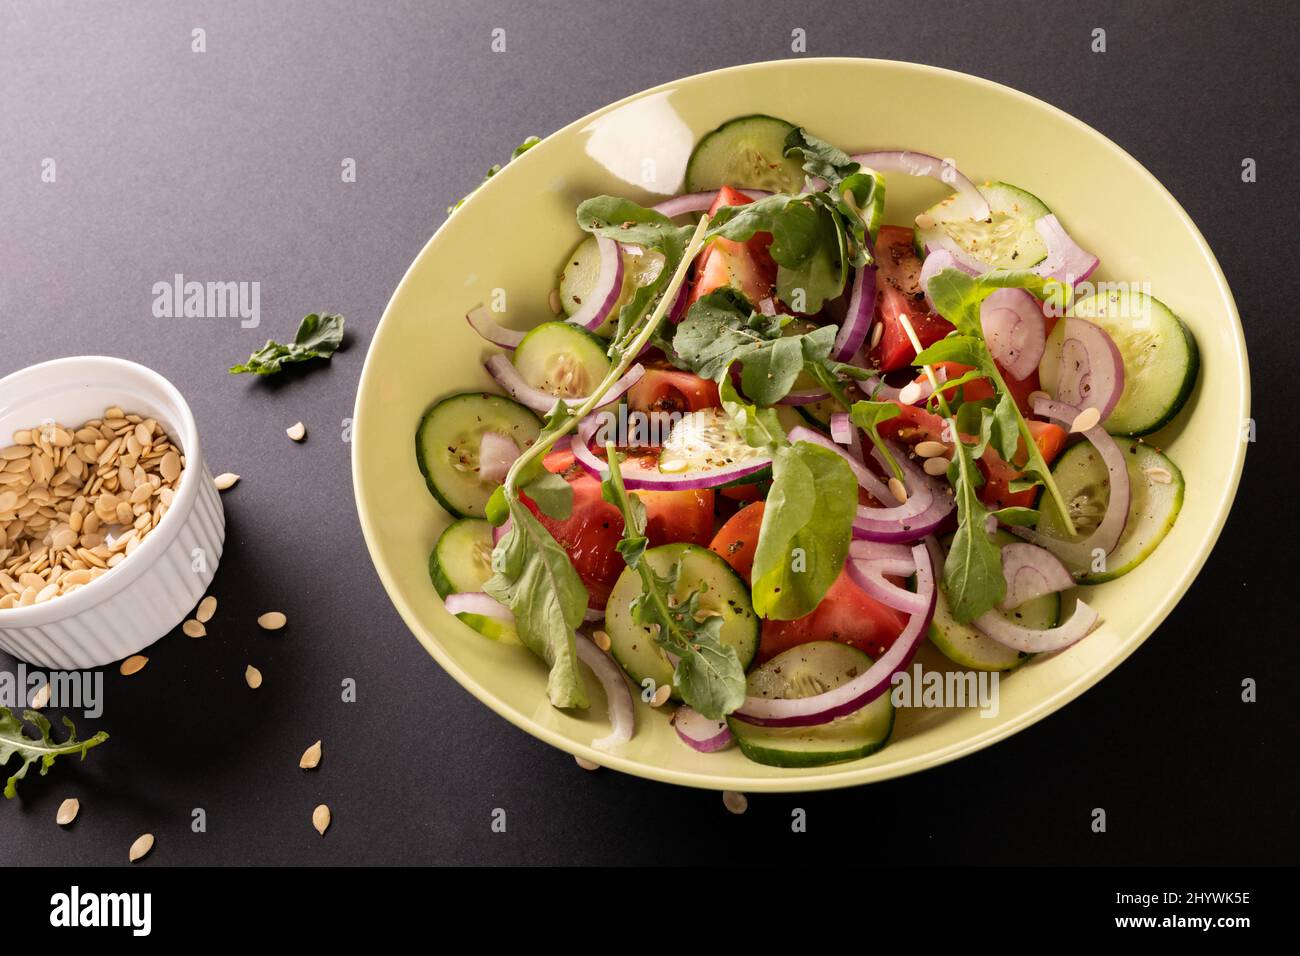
top-left (0, 356), bottom-right (225, 669)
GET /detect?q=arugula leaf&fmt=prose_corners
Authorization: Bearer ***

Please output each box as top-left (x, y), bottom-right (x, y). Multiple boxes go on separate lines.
top-left (719, 374), bottom-right (786, 448)
top-left (448, 136), bottom-right (540, 215)
top-left (782, 128), bottom-right (884, 266)
top-left (943, 434), bottom-right (1005, 623)
top-left (848, 399), bottom-right (904, 480)
top-left (483, 499), bottom-right (590, 708)
top-left (1, 707), bottom-right (108, 799)
top-left (521, 469), bottom-right (573, 521)
top-left (230, 313), bottom-right (345, 375)
top-left (783, 127), bottom-right (859, 184)
top-left (671, 289), bottom-right (788, 381)
top-left (990, 506), bottom-right (1040, 527)
top-left (601, 449), bottom-right (745, 719)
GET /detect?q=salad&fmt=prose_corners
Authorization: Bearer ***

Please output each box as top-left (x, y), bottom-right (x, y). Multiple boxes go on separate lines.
top-left (417, 114), bottom-right (1198, 768)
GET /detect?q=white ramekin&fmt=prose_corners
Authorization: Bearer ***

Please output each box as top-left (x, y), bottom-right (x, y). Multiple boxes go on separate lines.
top-left (0, 356), bottom-right (225, 669)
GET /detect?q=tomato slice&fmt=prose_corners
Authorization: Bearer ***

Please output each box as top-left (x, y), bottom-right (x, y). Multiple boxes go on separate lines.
top-left (869, 225), bottom-right (955, 371)
top-left (758, 569), bottom-right (908, 664)
top-left (626, 366), bottom-right (719, 416)
top-left (709, 500), bottom-right (765, 582)
top-left (978, 420), bottom-right (1067, 510)
top-left (687, 186), bottom-right (777, 310)
top-left (522, 448), bottom-right (715, 608)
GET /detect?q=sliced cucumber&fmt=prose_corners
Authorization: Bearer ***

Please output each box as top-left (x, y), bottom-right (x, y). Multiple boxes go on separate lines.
top-left (428, 519), bottom-right (519, 644)
top-left (1033, 437), bottom-right (1184, 583)
top-left (685, 114), bottom-right (806, 193)
top-left (512, 321), bottom-right (612, 398)
top-left (929, 531), bottom-right (1056, 671)
top-left (415, 393), bottom-right (541, 517)
top-left (727, 642), bottom-right (895, 768)
top-left (1045, 289), bottom-right (1199, 436)
top-left (915, 182), bottom-right (1052, 268)
top-left (658, 407), bottom-right (772, 485)
top-left (558, 237), bottom-right (665, 336)
top-left (605, 543), bottom-right (759, 695)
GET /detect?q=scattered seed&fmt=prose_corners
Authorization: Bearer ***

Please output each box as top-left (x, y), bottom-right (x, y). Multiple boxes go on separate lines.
top-left (196, 595), bottom-right (217, 623)
top-left (128, 832), bottom-right (154, 862)
top-left (869, 322), bottom-right (883, 349)
top-left (213, 472), bottom-right (240, 491)
top-left (119, 654), bottom-right (148, 676)
top-left (922, 456), bottom-right (950, 477)
top-left (182, 618), bottom-right (206, 638)
top-left (56, 797), bottom-right (80, 826)
top-left (722, 790), bottom-right (748, 815)
top-left (898, 382), bottom-right (923, 406)
top-left (257, 611), bottom-right (287, 630)
top-left (31, 682), bottom-right (51, 709)
top-left (888, 476), bottom-right (908, 504)
top-left (1027, 390), bottom-right (1050, 409)
top-left (245, 665), bottom-right (263, 689)
top-left (1070, 406), bottom-right (1101, 433)
top-left (1143, 466), bottom-right (1173, 484)
top-left (574, 755), bottom-right (600, 771)
top-left (914, 212), bottom-right (937, 231)
top-left (650, 684), bottom-right (672, 708)
top-left (286, 422), bottom-right (306, 442)
top-left (915, 440), bottom-right (948, 458)
top-left (548, 289), bottom-right (563, 315)
top-left (658, 459), bottom-right (687, 474)
top-left (312, 804), bottom-right (331, 835)
top-left (300, 740), bottom-right (322, 770)
top-left (592, 629), bottom-right (611, 652)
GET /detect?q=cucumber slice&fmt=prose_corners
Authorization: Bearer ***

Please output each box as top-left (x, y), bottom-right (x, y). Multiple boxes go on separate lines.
top-left (558, 237), bottom-right (665, 336)
top-left (658, 407), bottom-right (772, 486)
top-left (685, 114), bottom-right (806, 193)
top-left (428, 519), bottom-right (519, 644)
top-left (1045, 290), bottom-right (1199, 436)
top-left (512, 321), bottom-right (612, 398)
top-left (727, 642), bottom-right (895, 768)
top-left (415, 393), bottom-right (541, 517)
top-left (928, 531), bottom-right (1056, 671)
top-left (915, 181), bottom-right (1052, 268)
top-left (604, 542), bottom-right (759, 695)
top-left (1032, 437), bottom-right (1184, 583)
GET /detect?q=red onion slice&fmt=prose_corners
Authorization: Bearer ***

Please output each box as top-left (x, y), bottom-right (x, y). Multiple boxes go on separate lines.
top-left (1013, 397), bottom-right (1130, 563)
top-left (466, 305), bottom-right (526, 350)
top-left (733, 541), bottom-right (937, 727)
top-left (567, 236), bottom-right (624, 331)
top-left (443, 591), bottom-right (515, 622)
top-left (846, 540), bottom-right (927, 616)
top-left (486, 356), bottom-right (645, 415)
top-left (574, 634), bottom-right (636, 749)
top-left (672, 705), bottom-right (733, 753)
top-left (974, 599), bottom-right (1100, 653)
top-left (829, 412), bottom-right (853, 445)
top-left (831, 265), bottom-right (877, 361)
top-left (998, 542), bottom-right (1074, 609)
top-left (652, 189), bottom-right (769, 218)
top-left (1051, 318), bottom-right (1125, 421)
top-left (571, 413), bottom-right (772, 491)
top-left (981, 288), bottom-right (1046, 381)
top-left (1030, 214), bottom-right (1099, 287)
top-left (850, 151), bottom-right (990, 220)
top-left (478, 431), bottom-right (520, 484)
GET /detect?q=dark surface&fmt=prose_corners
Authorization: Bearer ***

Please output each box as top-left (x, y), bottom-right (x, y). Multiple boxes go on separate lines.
top-left (0, 0), bottom-right (1294, 867)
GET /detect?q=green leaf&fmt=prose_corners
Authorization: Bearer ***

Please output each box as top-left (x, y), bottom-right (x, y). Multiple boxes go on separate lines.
top-left (672, 289), bottom-right (787, 381)
top-left (990, 506), bottom-right (1040, 527)
top-left (913, 334), bottom-right (984, 369)
top-left (991, 391), bottom-right (1023, 464)
top-left (600, 451), bottom-right (745, 719)
top-left (783, 127), bottom-right (859, 184)
top-left (1, 707), bottom-right (108, 799)
top-left (848, 399), bottom-right (904, 480)
top-left (943, 437), bottom-right (1006, 623)
top-left (448, 136), bottom-right (540, 215)
top-left (230, 313), bottom-right (345, 375)
top-left (521, 469), bottom-right (573, 521)
top-left (719, 374), bottom-right (786, 448)
top-left (483, 499), bottom-right (590, 709)
top-left (751, 441), bottom-right (857, 620)
top-left (925, 268), bottom-right (1065, 339)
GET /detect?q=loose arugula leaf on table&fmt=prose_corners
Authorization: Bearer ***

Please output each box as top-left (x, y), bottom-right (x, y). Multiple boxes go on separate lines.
top-left (600, 449), bottom-right (745, 719)
top-left (916, 267), bottom-right (1076, 535)
top-left (230, 313), bottom-right (344, 375)
top-left (719, 376), bottom-right (857, 620)
top-left (447, 135), bottom-right (540, 215)
top-left (1, 707), bottom-right (108, 799)
top-left (482, 210), bottom-right (710, 710)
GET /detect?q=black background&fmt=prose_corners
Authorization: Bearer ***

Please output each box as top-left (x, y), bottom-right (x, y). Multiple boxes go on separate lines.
top-left (1, 0), bottom-right (1295, 867)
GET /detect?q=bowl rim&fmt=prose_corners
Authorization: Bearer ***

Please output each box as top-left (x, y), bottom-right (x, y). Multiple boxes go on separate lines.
top-left (0, 354), bottom-right (206, 626)
top-left (352, 57), bottom-right (1250, 792)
